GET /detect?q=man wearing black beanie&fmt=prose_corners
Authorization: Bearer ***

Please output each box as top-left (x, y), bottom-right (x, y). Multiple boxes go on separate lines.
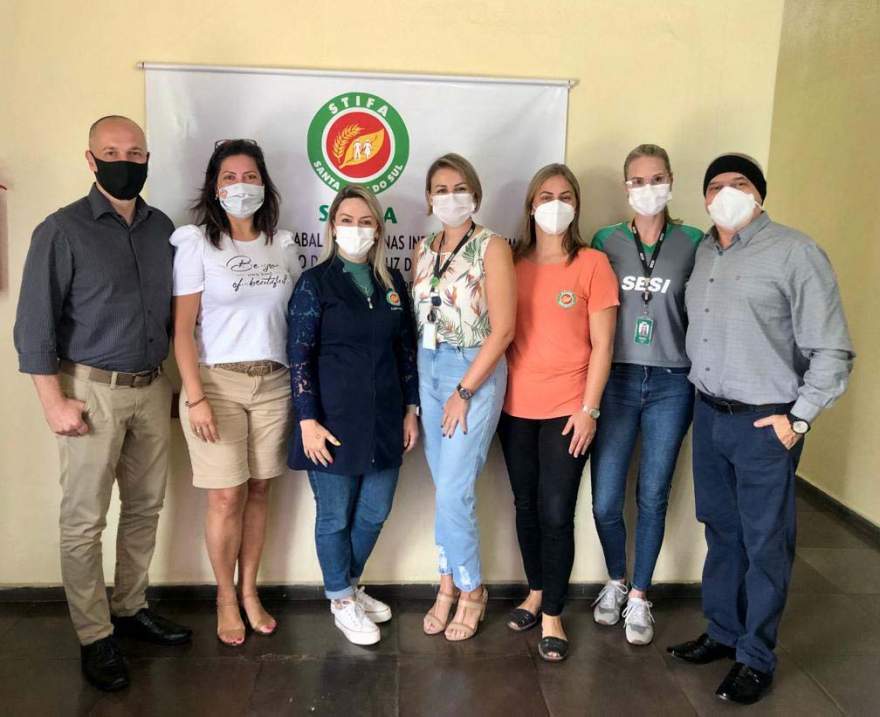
top-left (665, 153), bottom-right (855, 705)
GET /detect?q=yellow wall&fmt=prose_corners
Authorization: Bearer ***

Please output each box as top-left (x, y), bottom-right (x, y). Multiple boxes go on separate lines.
top-left (767, 0), bottom-right (880, 525)
top-left (0, 0), bottom-right (786, 586)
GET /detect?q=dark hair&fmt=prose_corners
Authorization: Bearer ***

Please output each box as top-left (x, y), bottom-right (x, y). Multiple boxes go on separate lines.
top-left (515, 163), bottom-right (585, 264)
top-left (192, 139), bottom-right (281, 249)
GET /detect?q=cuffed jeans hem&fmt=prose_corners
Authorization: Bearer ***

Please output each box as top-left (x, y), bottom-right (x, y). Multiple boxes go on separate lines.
top-left (452, 572), bottom-right (481, 592)
top-left (325, 586), bottom-right (356, 600)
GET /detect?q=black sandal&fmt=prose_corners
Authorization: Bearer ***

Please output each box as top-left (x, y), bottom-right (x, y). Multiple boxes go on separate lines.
top-left (507, 607), bottom-right (539, 632)
top-left (538, 635), bottom-right (569, 662)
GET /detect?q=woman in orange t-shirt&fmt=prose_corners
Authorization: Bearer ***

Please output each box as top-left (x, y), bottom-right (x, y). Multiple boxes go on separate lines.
top-left (497, 163), bottom-right (618, 662)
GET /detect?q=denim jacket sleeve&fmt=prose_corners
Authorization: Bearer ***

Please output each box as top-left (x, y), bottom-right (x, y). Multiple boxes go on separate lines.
top-left (287, 272), bottom-right (322, 421)
top-left (392, 271), bottom-right (420, 407)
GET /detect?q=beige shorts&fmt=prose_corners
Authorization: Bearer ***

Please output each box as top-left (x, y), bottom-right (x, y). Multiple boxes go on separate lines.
top-left (180, 366), bottom-right (292, 489)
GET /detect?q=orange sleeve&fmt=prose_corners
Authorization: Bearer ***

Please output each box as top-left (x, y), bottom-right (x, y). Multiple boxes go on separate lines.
top-left (585, 250), bottom-right (621, 313)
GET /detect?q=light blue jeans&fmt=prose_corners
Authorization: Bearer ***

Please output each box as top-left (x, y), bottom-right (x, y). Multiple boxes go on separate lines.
top-left (418, 344), bottom-right (507, 592)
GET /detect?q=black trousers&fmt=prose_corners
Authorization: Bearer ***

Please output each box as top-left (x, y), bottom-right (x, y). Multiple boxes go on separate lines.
top-left (497, 412), bottom-right (589, 616)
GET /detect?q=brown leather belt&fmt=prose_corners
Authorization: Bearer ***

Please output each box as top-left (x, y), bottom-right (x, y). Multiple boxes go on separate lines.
top-left (208, 361), bottom-right (285, 377)
top-left (60, 360), bottom-right (161, 388)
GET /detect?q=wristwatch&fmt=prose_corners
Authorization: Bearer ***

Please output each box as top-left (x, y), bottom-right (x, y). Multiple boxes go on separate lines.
top-left (582, 405), bottom-right (601, 420)
top-left (456, 384), bottom-right (474, 401)
top-left (788, 413), bottom-right (811, 435)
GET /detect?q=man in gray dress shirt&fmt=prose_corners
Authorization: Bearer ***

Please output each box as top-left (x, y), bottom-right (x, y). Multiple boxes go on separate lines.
top-left (14, 116), bottom-right (191, 692)
top-left (666, 154), bottom-right (854, 705)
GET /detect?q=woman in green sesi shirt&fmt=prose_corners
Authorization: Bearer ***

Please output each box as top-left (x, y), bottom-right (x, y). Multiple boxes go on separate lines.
top-left (589, 144), bottom-right (703, 646)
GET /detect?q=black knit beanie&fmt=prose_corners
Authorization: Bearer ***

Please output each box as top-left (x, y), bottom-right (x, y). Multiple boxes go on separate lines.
top-left (703, 154), bottom-right (766, 201)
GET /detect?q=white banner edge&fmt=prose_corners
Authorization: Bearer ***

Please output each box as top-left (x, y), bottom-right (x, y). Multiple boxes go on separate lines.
top-left (138, 61), bottom-right (578, 88)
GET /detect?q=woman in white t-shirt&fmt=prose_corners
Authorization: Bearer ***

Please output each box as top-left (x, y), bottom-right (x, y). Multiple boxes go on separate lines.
top-left (171, 139), bottom-right (300, 646)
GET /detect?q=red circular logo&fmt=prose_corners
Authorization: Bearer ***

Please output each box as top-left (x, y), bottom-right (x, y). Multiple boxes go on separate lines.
top-left (324, 111), bottom-right (392, 180)
top-left (557, 290), bottom-right (577, 308)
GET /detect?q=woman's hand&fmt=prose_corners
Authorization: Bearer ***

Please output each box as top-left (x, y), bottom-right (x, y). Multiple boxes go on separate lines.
top-left (189, 400), bottom-right (219, 443)
top-left (403, 411), bottom-right (420, 453)
top-left (442, 392), bottom-right (470, 438)
top-left (562, 411), bottom-right (597, 457)
top-left (301, 419), bottom-right (341, 467)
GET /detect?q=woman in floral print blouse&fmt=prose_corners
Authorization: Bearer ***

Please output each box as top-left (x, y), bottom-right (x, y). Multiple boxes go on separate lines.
top-left (411, 153), bottom-right (516, 642)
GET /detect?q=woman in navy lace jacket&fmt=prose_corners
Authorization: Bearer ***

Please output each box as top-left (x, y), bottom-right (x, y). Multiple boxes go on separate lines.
top-left (287, 184), bottom-right (420, 646)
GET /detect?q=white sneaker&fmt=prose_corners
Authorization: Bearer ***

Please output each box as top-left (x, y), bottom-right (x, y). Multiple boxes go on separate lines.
top-left (354, 586), bottom-right (392, 623)
top-left (592, 579), bottom-right (629, 626)
top-left (331, 598), bottom-right (380, 645)
top-left (622, 596), bottom-right (655, 645)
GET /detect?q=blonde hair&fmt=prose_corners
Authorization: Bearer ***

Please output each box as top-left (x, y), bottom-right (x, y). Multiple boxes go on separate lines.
top-left (424, 153), bottom-right (483, 213)
top-left (320, 184), bottom-right (393, 290)
top-left (623, 143), bottom-right (680, 224)
top-left (514, 163), bottom-right (585, 263)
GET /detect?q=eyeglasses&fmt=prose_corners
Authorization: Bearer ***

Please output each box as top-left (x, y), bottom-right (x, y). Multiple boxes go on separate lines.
top-left (625, 174), bottom-right (671, 188)
top-left (214, 138), bottom-right (259, 149)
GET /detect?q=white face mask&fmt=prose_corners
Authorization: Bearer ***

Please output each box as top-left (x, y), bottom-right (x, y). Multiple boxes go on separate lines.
top-left (218, 182), bottom-right (265, 219)
top-left (335, 225), bottom-right (376, 259)
top-left (707, 186), bottom-right (761, 231)
top-left (533, 199), bottom-right (576, 235)
top-left (628, 183), bottom-right (672, 217)
top-left (431, 192), bottom-right (475, 228)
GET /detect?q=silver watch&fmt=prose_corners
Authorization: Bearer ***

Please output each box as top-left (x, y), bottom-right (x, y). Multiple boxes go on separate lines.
top-left (582, 405), bottom-right (601, 420)
top-left (788, 414), bottom-right (810, 435)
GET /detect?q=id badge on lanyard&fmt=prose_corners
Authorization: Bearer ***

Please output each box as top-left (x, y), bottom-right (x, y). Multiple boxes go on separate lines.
top-left (631, 222), bottom-right (666, 347)
top-left (634, 315), bottom-right (654, 345)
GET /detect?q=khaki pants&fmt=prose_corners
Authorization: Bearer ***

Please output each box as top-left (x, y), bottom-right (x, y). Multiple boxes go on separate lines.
top-left (57, 371), bottom-right (172, 645)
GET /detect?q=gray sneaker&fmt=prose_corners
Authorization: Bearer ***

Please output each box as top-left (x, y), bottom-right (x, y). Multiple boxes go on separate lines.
top-left (622, 596), bottom-right (655, 645)
top-left (592, 580), bottom-right (628, 626)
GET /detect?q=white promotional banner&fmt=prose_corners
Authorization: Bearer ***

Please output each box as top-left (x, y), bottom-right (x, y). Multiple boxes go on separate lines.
top-left (144, 64), bottom-right (570, 281)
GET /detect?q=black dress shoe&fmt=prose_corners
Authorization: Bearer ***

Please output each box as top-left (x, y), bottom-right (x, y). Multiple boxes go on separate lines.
top-left (666, 633), bottom-right (736, 664)
top-left (112, 608), bottom-right (192, 646)
top-left (81, 636), bottom-right (129, 692)
top-left (716, 662), bottom-right (773, 705)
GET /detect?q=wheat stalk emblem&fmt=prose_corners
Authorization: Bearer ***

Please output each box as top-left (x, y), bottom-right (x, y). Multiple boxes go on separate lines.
top-left (332, 123), bottom-right (362, 162)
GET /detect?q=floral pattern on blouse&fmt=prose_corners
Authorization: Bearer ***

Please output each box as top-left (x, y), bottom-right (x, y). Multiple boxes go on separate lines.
top-left (412, 227), bottom-right (495, 348)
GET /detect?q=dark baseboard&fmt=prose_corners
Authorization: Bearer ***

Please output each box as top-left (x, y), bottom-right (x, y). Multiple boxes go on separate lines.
top-left (0, 581), bottom-right (702, 604)
top-left (797, 476), bottom-right (880, 547)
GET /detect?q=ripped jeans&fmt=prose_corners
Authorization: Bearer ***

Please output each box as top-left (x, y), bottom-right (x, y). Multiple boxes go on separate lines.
top-left (418, 344), bottom-right (506, 591)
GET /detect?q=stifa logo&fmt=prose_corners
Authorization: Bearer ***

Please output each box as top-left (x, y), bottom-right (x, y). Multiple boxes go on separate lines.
top-left (307, 92), bottom-right (409, 195)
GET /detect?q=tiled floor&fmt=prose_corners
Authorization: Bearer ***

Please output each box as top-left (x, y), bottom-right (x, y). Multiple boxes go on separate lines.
top-left (1, 484), bottom-right (877, 716)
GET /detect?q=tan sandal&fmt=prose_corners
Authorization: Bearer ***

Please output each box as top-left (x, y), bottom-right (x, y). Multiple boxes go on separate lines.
top-left (216, 599), bottom-right (245, 646)
top-left (423, 590), bottom-right (459, 635)
top-left (444, 588), bottom-right (489, 642)
top-left (240, 593), bottom-right (277, 636)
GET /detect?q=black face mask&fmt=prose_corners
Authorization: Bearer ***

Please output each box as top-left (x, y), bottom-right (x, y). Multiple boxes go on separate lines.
top-left (91, 154), bottom-right (149, 200)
